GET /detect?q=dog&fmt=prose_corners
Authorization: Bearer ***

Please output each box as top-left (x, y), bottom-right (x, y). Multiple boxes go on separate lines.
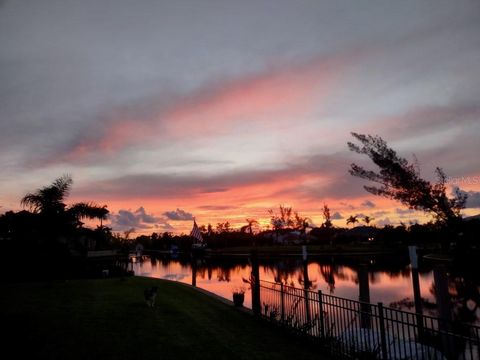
top-left (144, 286), bottom-right (158, 308)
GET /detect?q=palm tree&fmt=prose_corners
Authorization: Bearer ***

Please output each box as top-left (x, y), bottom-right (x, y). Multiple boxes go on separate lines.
top-left (241, 218), bottom-right (259, 235)
top-left (346, 215), bottom-right (359, 227)
top-left (363, 216), bottom-right (374, 226)
top-left (241, 218), bottom-right (259, 246)
top-left (20, 176), bottom-right (110, 276)
top-left (21, 175), bottom-right (72, 216)
top-left (21, 175), bottom-right (109, 226)
top-left (68, 202), bottom-right (109, 226)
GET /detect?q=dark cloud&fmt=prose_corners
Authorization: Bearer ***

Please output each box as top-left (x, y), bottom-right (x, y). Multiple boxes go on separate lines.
top-left (163, 208), bottom-right (194, 221)
top-left (375, 104), bottom-right (480, 143)
top-left (135, 206), bottom-right (158, 223)
top-left (340, 202), bottom-right (356, 210)
top-left (155, 223), bottom-right (175, 231)
top-left (465, 192), bottom-right (480, 209)
top-left (2, 0), bottom-right (480, 220)
top-left (74, 151), bottom-right (364, 201)
top-left (395, 208), bottom-right (416, 215)
top-left (0, 2), bottom-right (359, 168)
top-left (454, 188), bottom-right (480, 209)
top-left (377, 217), bottom-right (393, 227)
top-left (402, 132), bottom-right (480, 179)
top-left (331, 212), bottom-right (344, 220)
top-left (198, 205), bottom-right (238, 211)
top-left (361, 200), bottom-right (376, 208)
top-left (348, 105), bottom-right (480, 187)
top-left (110, 207), bottom-right (170, 231)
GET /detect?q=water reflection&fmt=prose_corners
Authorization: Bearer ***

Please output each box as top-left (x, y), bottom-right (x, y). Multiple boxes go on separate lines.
top-left (133, 254), bottom-right (479, 325)
top-left (320, 263), bottom-right (336, 293)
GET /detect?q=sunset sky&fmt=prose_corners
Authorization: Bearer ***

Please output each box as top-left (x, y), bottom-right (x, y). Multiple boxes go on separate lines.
top-left (1, 0), bottom-right (480, 234)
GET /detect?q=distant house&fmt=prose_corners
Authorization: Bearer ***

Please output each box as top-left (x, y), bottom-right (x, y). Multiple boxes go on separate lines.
top-left (266, 230), bottom-right (306, 245)
top-left (343, 226), bottom-right (378, 241)
top-left (135, 243), bottom-right (144, 257)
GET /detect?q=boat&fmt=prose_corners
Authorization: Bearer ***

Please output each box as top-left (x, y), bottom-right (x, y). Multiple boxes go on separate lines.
top-left (169, 244), bottom-right (179, 258)
top-left (191, 242), bottom-right (208, 256)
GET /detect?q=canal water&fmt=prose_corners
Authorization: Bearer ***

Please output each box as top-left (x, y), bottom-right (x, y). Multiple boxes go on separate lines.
top-left (132, 252), bottom-right (479, 326)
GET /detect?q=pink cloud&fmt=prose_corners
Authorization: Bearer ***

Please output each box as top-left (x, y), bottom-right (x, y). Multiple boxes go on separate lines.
top-left (59, 54), bottom-right (354, 163)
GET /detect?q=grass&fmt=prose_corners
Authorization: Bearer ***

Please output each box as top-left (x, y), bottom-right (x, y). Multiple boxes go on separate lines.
top-left (1, 277), bottom-right (326, 360)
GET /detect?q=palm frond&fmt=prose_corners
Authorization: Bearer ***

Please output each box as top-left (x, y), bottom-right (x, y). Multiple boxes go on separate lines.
top-left (20, 193), bottom-right (43, 212)
top-left (21, 175), bottom-right (73, 213)
top-left (68, 202), bottom-right (109, 220)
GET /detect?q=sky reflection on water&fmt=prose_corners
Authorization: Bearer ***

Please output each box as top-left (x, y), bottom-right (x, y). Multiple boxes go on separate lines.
top-left (133, 256), bottom-right (436, 311)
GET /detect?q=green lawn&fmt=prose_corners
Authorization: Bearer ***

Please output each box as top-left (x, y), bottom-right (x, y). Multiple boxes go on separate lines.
top-left (2, 277), bottom-right (325, 360)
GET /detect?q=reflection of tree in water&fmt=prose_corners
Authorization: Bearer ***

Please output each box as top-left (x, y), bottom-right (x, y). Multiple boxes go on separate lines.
top-left (389, 297), bottom-right (437, 316)
top-left (447, 261), bottom-right (480, 325)
top-left (150, 253), bottom-right (479, 326)
top-left (390, 260), bottom-right (479, 325)
top-left (319, 264), bottom-right (336, 293)
top-left (196, 266), bottom-right (207, 280)
top-left (298, 264), bottom-right (317, 291)
top-left (298, 275), bottom-right (316, 290)
top-left (262, 259), bottom-right (317, 288)
top-left (450, 275), bottom-right (479, 325)
top-left (334, 268), bottom-right (350, 282)
top-left (160, 257), bottom-right (170, 267)
top-left (272, 268), bottom-right (294, 287)
top-left (216, 268), bottom-right (231, 282)
top-left (262, 260), bottom-right (295, 286)
top-left (369, 272), bottom-right (379, 284)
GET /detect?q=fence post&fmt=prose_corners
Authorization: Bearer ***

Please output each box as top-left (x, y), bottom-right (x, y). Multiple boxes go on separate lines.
top-left (433, 264), bottom-right (454, 357)
top-left (409, 246), bottom-right (424, 340)
top-left (411, 267), bottom-right (425, 339)
top-left (377, 302), bottom-right (388, 360)
top-left (280, 283), bottom-right (285, 322)
top-left (191, 256), bottom-right (197, 287)
top-left (358, 264), bottom-right (372, 328)
top-left (250, 250), bottom-right (261, 316)
top-left (318, 290), bottom-right (325, 339)
top-left (303, 259), bottom-right (311, 326)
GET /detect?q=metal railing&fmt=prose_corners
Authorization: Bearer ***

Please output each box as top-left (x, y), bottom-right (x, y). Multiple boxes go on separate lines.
top-left (258, 280), bottom-right (480, 359)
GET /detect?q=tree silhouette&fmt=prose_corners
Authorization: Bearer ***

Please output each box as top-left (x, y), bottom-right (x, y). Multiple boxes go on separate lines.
top-left (363, 216), bottom-right (374, 226)
top-left (294, 212), bottom-right (309, 232)
top-left (17, 175), bottom-right (110, 278)
top-left (348, 133), bottom-right (467, 225)
top-left (268, 205), bottom-right (308, 231)
top-left (240, 218), bottom-right (259, 246)
top-left (241, 218), bottom-right (259, 235)
top-left (346, 215), bottom-right (359, 227)
top-left (268, 205), bottom-right (292, 230)
top-left (322, 204), bottom-right (333, 228)
top-left (21, 174), bottom-right (109, 227)
top-left (21, 175), bottom-right (72, 215)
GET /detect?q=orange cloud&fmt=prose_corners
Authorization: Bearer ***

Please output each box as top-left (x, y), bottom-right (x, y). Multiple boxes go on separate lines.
top-left (72, 167), bottom-right (407, 234)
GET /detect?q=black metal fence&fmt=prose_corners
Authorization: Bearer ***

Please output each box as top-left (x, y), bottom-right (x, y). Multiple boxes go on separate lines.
top-left (258, 280), bottom-right (480, 360)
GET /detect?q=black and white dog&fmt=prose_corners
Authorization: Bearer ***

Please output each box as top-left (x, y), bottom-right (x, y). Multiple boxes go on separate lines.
top-left (144, 286), bottom-right (158, 308)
